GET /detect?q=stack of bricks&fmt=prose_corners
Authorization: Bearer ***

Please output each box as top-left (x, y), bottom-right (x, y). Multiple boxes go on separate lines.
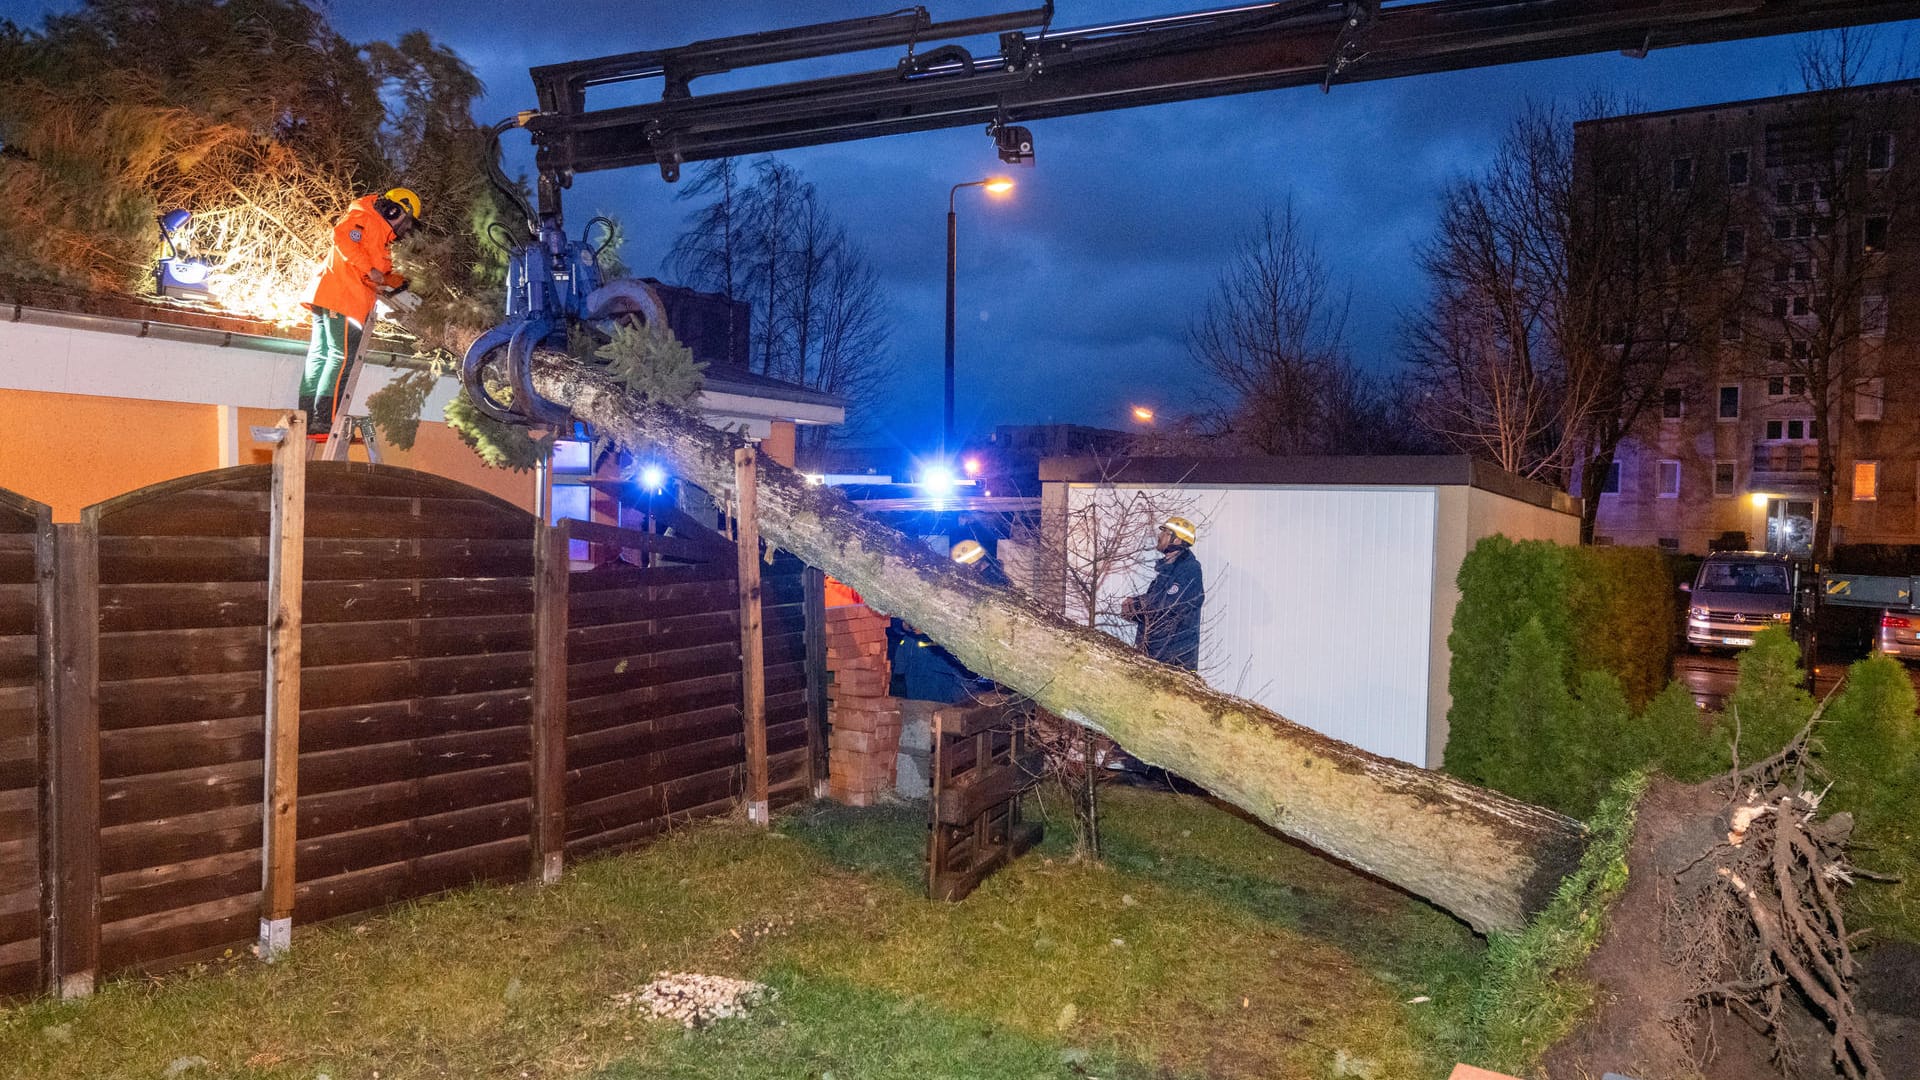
top-left (824, 604), bottom-right (901, 806)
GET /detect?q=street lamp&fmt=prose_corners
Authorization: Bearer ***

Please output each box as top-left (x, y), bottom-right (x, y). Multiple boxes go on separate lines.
top-left (946, 177), bottom-right (1015, 456)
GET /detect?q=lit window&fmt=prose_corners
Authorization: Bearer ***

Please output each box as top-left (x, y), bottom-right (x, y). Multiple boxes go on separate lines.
top-left (1657, 460), bottom-right (1682, 498)
top-left (1854, 461), bottom-right (1879, 501)
top-left (1865, 216), bottom-right (1890, 253)
top-left (1714, 461), bottom-right (1737, 497)
top-left (1726, 149), bottom-right (1750, 186)
top-left (551, 483), bottom-right (590, 524)
top-left (1718, 385), bottom-right (1741, 420)
top-left (552, 439), bottom-right (593, 473)
top-left (1857, 376), bottom-right (1885, 421)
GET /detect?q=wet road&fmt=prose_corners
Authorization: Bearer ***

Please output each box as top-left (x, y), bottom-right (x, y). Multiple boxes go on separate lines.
top-left (1671, 651), bottom-right (1919, 710)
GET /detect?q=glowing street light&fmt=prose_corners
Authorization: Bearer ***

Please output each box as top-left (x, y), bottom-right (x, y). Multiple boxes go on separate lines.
top-left (1131, 405), bottom-right (1156, 424)
top-left (946, 176), bottom-right (1016, 456)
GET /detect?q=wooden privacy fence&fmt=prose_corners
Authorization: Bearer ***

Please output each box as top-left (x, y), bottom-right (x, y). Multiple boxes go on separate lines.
top-left (1, 458), bottom-right (821, 1000)
top-left (0, 490), bottom-right (49, 999)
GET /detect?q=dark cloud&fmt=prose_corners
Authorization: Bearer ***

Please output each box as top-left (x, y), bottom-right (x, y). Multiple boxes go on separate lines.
top-left (6, 0), bottom-right (1916, 446)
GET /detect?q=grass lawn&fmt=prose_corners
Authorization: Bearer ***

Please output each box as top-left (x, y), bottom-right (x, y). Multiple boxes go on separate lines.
top-left (0, 787), bottom-right (1491, 1080)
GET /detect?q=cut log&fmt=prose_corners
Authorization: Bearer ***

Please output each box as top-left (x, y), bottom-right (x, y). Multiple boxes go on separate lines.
top-left (534, 359), bottom-right (1587, 933)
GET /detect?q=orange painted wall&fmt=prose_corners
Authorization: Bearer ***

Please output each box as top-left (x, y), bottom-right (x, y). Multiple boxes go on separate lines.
top-left (763, 420), bottom-right (796, 468)
top-left (380, 421), bottom-right (538, 511)
top-left (0, 389), bottom-right (221, 520)
top-left (0, 388), bottom-right (535, 521)
top-left (230, 406), bottom-right (536, 512)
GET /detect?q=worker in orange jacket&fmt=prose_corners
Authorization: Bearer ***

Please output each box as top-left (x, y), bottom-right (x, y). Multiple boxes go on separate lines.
top-left (299, 187), bottom-right (421, 435)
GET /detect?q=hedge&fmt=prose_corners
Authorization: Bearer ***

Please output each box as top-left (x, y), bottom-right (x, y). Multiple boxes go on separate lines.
top-left (1444, 537), bottom-right (1678, 808)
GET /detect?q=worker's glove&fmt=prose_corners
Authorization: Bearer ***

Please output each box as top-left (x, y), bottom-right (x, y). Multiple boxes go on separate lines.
top-left (382, 274), bottom-right (410, 294)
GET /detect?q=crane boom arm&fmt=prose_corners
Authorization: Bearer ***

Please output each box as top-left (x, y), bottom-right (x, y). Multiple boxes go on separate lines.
top-left (524, 0), bottom-right (1920, 186)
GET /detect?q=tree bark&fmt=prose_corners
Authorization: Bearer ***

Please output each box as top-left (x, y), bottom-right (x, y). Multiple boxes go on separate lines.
top-left (535, 360), bottom-right (1589, 934)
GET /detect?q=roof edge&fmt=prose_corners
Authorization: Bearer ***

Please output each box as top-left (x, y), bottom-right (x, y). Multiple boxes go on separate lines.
top-left (1574, 76), bottom-right (1920, 129)
top-left (1038, 454), bottom-right (1579, 515)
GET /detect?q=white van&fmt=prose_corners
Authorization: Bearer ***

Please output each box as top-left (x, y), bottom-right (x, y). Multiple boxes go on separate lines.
top-left (1685, 552), bottom-right (1796, 650)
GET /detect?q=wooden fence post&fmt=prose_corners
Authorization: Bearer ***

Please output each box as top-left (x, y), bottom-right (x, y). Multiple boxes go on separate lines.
top-left (259, 412), bottom-right (305, 961)
top-left (42, 519), bottom-right (98, 999)
top-left (735, 448), bottom-right (769, 825)
top-left (803, 567), bottom-right (829, 799)
top-left (530, 518), bottom-right (568, 883)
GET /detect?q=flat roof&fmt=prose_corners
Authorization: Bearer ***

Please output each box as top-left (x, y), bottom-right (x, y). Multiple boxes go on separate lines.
top-left (1575, 76), bottom-right (1920, 129)
top-left (1038, 454), bottom-right (1579, 515)
top-left (701, 362), bottom-right (845, 410)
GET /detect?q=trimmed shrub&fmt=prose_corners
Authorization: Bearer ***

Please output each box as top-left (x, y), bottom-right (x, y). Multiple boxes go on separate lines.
top-left (1485, 618), bottom-right (1573, 807)
top-left (1823, 653), bottom-right (1920, 944)
top-left (1567, 546), bottom-right (1676, 708)
top-left (1564, 671), bottom-right (1639, 812)
top-left (1824, 653), bottom-right (1919, 817)
top-left (1727, 628), bottom-right (1814, 766)
top-left (1446, 536), bottom-right (1682, 806)
top-left (1447, 539), bottom-right (1574, 785)
top-left (1634, 680), bottom-right (1726, 783)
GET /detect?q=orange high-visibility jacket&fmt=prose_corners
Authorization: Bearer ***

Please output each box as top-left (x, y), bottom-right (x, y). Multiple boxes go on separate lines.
top-left (303, 194), bottom-right (395, 325)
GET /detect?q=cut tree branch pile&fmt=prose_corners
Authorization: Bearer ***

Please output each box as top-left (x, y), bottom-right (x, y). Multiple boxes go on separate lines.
top-left (1666, 723), bottom-right (1885, 1079)
top-left (532, 357), bottom-right (1588, 934)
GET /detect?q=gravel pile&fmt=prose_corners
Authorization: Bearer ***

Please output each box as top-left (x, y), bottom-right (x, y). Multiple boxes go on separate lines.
top-left (614, 972), bottom-right (776, 1029)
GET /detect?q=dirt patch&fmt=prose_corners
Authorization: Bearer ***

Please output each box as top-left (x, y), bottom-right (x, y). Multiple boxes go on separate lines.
top-left (1543, 772), bottom-right (1915, 1080)
top-left (1541, 778), bottom-right (1782, 1080)
top-left (1859, 942), bottom-right (1920, 1075)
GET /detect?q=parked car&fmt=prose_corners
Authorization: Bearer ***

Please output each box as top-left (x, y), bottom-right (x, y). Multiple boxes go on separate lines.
top-left (1685, 551), bottom-right (1797, 650)
top-left (1878, 609), bottom-right (1920, 660)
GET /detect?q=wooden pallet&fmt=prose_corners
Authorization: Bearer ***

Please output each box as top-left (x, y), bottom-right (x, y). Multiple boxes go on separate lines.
top-left (926, 697), bottom-right (1041, 901)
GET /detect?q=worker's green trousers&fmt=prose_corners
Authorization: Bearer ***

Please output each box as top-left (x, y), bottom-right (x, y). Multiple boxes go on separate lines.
top-left (300, 307), bottom-right (363, 434)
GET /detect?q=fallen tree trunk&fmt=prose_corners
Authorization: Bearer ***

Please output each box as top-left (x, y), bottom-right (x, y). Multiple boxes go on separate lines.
top-left (537, 361), bottom-right (1589, 933)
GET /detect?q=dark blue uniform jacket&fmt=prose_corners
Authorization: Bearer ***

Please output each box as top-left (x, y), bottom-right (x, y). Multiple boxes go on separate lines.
top-left (1136, 547), bottom-right (1203, 671)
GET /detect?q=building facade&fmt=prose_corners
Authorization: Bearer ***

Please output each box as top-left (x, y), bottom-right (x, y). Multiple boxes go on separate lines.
top-left (1581, 80), bottom-right (1920, 555)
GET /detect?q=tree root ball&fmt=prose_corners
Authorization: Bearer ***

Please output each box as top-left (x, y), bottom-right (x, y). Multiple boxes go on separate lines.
top-left (1544, 767), bottom-right (1900, 1080)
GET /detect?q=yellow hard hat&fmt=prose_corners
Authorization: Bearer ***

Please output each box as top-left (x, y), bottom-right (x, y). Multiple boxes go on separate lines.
top-left (950, 539), bottom-right (986, 566)
top-left (384, 187), bottom-right (423, 219)
top-left (1160, 516), bottom-right (1197, 544)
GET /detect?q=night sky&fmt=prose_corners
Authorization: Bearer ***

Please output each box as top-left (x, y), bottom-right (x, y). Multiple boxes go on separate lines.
top-left (7, 1), bottom-right (1919, 446)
